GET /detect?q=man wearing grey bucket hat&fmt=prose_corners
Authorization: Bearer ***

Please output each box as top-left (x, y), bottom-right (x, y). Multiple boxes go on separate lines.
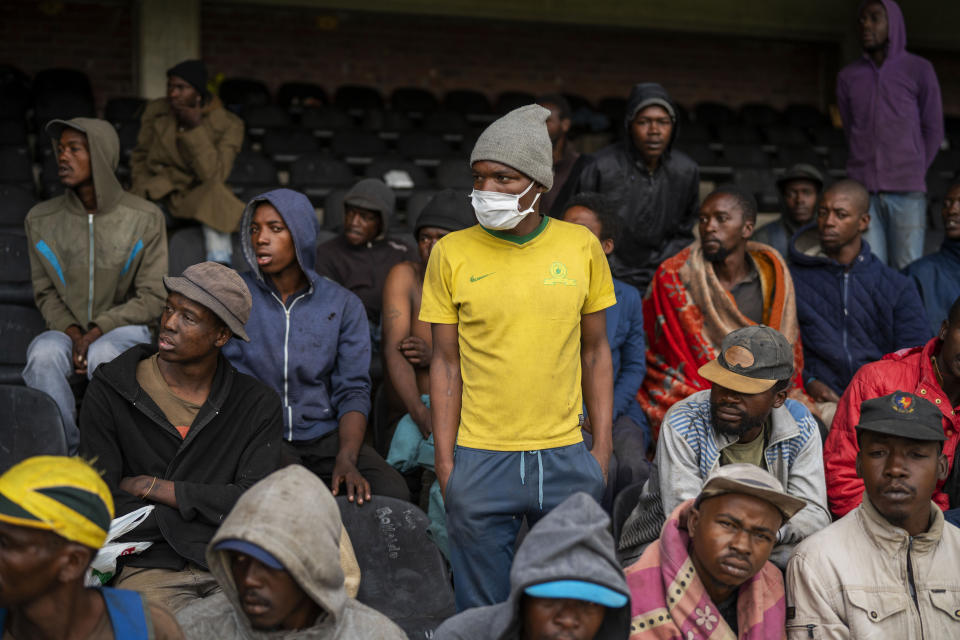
top-left (80, 261), bottom-right (284, 613)
top-left (420, 104), bottom-right (617, 611)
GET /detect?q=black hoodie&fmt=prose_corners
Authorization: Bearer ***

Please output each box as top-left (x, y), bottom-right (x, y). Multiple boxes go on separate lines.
top-left (565, 83), bottom-right (699, 293)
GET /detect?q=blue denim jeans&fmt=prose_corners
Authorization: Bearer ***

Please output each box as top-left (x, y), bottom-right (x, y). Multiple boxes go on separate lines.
top-left (22, 325), bottom-right (151, 453)
top-left (444, 441), bottom-right (604, 611)
top-left (864, 191), bottom-right (927, 269)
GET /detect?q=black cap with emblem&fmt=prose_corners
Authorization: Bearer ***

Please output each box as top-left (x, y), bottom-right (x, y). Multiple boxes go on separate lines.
top-left (855, 391), bottom-right (945, 442)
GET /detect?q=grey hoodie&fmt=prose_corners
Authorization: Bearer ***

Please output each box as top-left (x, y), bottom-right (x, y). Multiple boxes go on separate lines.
top-left (176, 465), bottom-right (404, 639)
top-left (434, 493), bottom-right (630, 640)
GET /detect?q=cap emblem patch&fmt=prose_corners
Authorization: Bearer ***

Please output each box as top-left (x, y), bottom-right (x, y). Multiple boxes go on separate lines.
top-left (892, 393), bottom-right (915, 414)
top-left (724, 345), bottom-right (755, 369)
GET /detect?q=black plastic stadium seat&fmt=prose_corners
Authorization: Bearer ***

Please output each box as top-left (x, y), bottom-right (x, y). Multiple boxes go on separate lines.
top-left (716, 123), bottom-right (763, 145)
top-left (331, 130), bottom-right (387, 165)
top-left (390, 87), bottom-right (438, 117)
top-left (722, 143), bottom-right (772, 169)
top-left (739, 103), bottom-right (780, 127)
top-left (0, 185), bottom-right (36, 229)
top-left (435, 158), bottom-right (473, 190)
top-left (104, 97), bottom-right (146, 125)
top-left (442, 90), bottom-right (492, 120)
top-left (364, 158), bottom-right (429, 190)
top-left (218, 78), bottom-right (271, 114)
top-left (811, 126), bottom-right (846, 149)
top-left (677, 121), bottom-right (713, 145)
top-left (361, 110), bottom-right (413, 140)
top-left (495, 91), bottom-right (536, 115)
top-left (243, 105), bottom-right (291, 137)
top-left (396, 132), bottom-right (452, 167)
top-left (783, 104), bottom-right (829, 130)
top-left (289, 154), bottom-right (354, 204)
top-left (276, 82), bottom-right (327, 112)
top-left (0, 119), bottom-right (28, 147)
top-left (0, 385), bottom-right (67, 469)
top-left (261, 128), bottom-right (319, 163)
top-left (0, 147), bottom-right (33, 189)
top-left (764, 124), bottom-right (810, 148)
top-left (0, 305), bottom-right (47, 385)
top-left (0, 231), bottom-right (34, 306)
top-left (226, 151), bottom-right (278, 195)
top-left (334, 85), bottom-right (384, 116)
top-left (694, 102), bottom-right (737, 126)
top-left (733, 168), bottom-right (780, 212)
top-left (776, 146), bottom-right (825, 170)
top-left (300, 106), bottom-right (354, 138)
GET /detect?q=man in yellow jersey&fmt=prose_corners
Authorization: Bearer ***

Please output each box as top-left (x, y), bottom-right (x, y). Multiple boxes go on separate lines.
top-left (420, 104), bottom-right (617, 612)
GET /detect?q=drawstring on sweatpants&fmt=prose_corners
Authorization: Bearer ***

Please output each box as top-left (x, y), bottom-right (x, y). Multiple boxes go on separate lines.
top-left (519, 450), bottom-right (544, 510)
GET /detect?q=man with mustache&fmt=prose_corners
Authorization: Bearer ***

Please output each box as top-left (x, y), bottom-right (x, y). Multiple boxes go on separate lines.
top-left (176, 465), bottom-right (404, 639)
top-left (904, 181), bottom-right (960, 334)
top-left (638, 187), bottom-right (810, 434)
top-left (627, 464), bottom-right (805, 639)
top-left (788, 179), bottom-right (929, 425)
top-left (825, 295), bottom-right (960, 518)
top-left (786, 391), bottom-right (960, 638)
top-left (23, 118), bottom-right (167, 454)
top-left (79, 262), bottom-right (283, 613)
top-left (620, 326), bottom-right (829, 569)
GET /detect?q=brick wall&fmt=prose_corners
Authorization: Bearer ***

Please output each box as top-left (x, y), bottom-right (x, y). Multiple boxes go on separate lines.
top-left (201, 5), bottom-right (840, 112)
top-left (0, 0), bottom-right (134, 113)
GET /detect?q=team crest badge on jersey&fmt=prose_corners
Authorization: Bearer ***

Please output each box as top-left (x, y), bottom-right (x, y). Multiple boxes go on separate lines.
top-left (543, 262), bottom-right (576, 286)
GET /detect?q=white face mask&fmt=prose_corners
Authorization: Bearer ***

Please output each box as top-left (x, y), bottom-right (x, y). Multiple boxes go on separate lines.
top-left (470, 180), bottom-right (540, 230)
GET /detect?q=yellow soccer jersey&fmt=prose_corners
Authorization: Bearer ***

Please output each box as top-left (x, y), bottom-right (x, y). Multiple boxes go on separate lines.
top-left (419, 216), bottom-right (616, 451)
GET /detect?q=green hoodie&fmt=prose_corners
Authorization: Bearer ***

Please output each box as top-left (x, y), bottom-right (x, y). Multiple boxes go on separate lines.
top-left (24, 117), bottom-right (167, 334)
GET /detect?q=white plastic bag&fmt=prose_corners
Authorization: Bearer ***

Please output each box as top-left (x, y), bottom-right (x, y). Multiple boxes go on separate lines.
top-left (85, 505), bottom-right (155, 587)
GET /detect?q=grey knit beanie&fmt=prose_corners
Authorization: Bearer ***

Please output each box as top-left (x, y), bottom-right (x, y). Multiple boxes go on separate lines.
top-left (470, 104), bottom-right (554, 190)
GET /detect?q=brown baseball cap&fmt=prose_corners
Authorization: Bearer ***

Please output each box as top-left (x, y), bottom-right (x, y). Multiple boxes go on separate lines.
top-left (698, 325), bottom-right (795, 394)
top-left (698, 463), bottom-right (807, 522)
top-left (163, 262), bottom-right (251, 342)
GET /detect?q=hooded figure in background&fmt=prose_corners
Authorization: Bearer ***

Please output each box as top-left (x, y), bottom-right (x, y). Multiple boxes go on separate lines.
top-left (836, 0), bottom-right (943, 269)
top-left (223, 188), bottom-right (410, 504)
top-left (23, 117), bottom-right (167, 453)
top-left (434, 492), bottom-right (630, 640)
top-left (176, 465), bottom-right (405, 639)
top-left (563, 82), bottom-right (700, 293)
top-left (314, 178), bottom-right (413, 351)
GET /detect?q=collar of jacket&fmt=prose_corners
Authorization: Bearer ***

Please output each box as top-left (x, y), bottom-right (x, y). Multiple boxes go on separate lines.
top-left (94, 343), bottom-right (235, 434)
top-left (857, 492), bottom-right (944, 554)
top-left (713, 401), bottom-right (800, 450)
top-left (941, 238), bottom-right (960, 261)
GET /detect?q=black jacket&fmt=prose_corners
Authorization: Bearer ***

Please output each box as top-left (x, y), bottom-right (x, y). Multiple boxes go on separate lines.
top-left (565, 83), bottom-right (699, 293)
top-left (79, 344), bottom-right (283, 570)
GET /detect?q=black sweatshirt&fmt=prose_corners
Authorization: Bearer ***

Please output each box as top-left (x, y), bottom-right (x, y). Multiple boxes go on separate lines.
top-left (79, 344), bottom-right (283, 570)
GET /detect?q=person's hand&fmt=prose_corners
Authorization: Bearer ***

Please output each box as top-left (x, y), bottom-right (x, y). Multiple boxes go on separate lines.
top-left (65, 325), bottom-right (84, 371)
top-left (436, 458), bottom-right (453, 499)
top-left (173, 96), bottom-right (204, 130)
top-left (119, 475), bottom-right (156, 499)
top-left (413, 403), bottom-right (433, 438)
top-left (590, 447), bottom-right (610, 487)
top-left (72, 325), bottom-right (102, 374)
top-left (398, 336), bottom-right (431, 367)
top-left (331, 455), bottom-right (371, 505)
top-left (806, 379), bottom-right (840, 404)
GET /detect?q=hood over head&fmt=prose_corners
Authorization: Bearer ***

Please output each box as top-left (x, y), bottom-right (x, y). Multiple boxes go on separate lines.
top-left (624, 83), bottom-right (679, 151)
top-left (860, 0), bottom-right (906, 60)
top-left (240, 188), bottom-right (318, 285)
top-left (206, 465), bottom-right (348, 629)
top-left (414, 189), bottom-right (476, 237)
top-left (46, 117), bottom-right (122, 213)
top-left (343, 178), bottom-right (396, 238)
top-left (494, 492), bottom-right (630, 639)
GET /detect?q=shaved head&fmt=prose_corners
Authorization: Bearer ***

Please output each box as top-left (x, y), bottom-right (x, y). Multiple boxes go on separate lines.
top-left (823, 180), bottom-right (870, 218)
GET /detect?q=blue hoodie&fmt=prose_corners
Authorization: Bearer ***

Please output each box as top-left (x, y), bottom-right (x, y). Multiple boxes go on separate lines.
top-left (222, 189), bottom-right (371, 442)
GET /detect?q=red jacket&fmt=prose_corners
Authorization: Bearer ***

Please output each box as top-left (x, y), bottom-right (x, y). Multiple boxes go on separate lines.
top-left (826, 337), bottom-right (960, 517)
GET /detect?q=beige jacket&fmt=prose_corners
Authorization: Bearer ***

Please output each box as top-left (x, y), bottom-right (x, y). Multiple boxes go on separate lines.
top-left (786, 494), bottom-right (960, 639)
top-left (130, 96), bottom-right (244, 232)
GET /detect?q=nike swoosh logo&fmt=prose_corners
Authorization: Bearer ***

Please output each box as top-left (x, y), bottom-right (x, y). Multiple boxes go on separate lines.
top-left (469, 273), bottom-right (495, 282)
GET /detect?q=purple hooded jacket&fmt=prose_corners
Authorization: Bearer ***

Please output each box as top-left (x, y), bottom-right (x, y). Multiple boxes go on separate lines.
top-left (837, 0), bottom-right (943, 193)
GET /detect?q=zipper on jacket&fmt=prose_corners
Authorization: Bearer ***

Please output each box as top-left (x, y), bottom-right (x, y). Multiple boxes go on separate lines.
top-left (907, 537), bottom-right (924, 638)
top-left (841, 272), bottom-right (854, 378)
top-left (87, 214), bottom-right (95, 325)
top-left (270, 291), bottom-right (308, 440)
